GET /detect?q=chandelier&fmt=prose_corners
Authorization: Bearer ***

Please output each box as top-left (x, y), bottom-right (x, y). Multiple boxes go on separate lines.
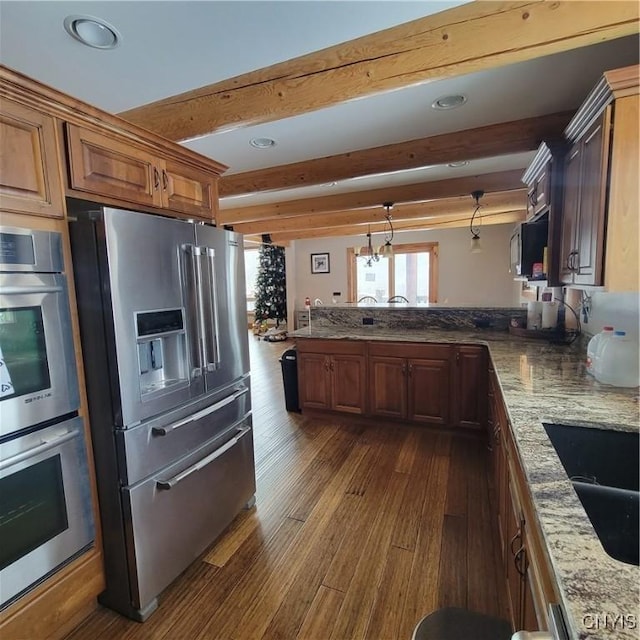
top-left (469, 190), bottom-right (484, 253)
top-left (355, 203), bottom-right (394, 267)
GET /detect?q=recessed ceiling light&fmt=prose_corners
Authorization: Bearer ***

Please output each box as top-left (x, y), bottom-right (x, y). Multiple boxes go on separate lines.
top-left (249, 137), bottom-right (276, 149)
top-left (64, 15), bottom-right (121, 49)
top-left (432, 94), bottom-right (467, 110)
top-left (448, 160), bottom-right (469, 168)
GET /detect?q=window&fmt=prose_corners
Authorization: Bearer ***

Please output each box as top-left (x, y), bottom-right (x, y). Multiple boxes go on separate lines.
top-left (244, 248), bottom-right (259, 311)
top-left (347, 242), bottom-right (438, 304)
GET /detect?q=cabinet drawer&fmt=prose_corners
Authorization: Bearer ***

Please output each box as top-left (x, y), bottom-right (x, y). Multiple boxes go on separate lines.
top-left (296, 338), bottom-right (365, 356)
top-left (368, 341), bottom-right (451, 360)
top-left (123, 423), bottom-right (255, 610)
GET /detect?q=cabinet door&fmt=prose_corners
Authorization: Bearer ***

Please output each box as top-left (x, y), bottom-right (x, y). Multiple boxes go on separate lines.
top-left (66, 124), bottom-right (162, 207)
top-left (573, 111), bottom-right (611, 286)
top-left (407, 357), bottom-right (450, 425)
top-left (161, 159), bottom-right (217, 220)
top-left (331, 354), bottom-right (366, 414)
top-left (522, 565), bottom-right (540, 631)
top-left (0, 100), bottom-right (64, 217)
top-left (527, 161), bottom-right (551, 220)
top-left (298, 353), bottom-right (331, 410)
top-left (505, 478), bottom-right (525, 630)
top-left (453, 346), bottom-right (487, 429)
top-left (558, 143), bottom-right (582, 284)
top-left (369, 356), bottom-right (406, 419)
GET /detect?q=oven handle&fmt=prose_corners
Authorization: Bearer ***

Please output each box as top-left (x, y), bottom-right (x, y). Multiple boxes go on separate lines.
top-left (0, 285), bottom-right (63, 295)
top-left (0, 430), bottom-right (77, 471)
top-left (151, 386), bottom-right (249, 436)
top-left (156, 425), bottom-right (251, 490)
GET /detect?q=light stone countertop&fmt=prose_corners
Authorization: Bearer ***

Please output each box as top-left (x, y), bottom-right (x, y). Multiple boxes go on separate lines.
top-left (290, 326), bottom-right (640, 640)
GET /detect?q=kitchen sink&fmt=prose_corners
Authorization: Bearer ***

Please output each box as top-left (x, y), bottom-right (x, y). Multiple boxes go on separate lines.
top-left (543, 423), bottom-right (639, 566)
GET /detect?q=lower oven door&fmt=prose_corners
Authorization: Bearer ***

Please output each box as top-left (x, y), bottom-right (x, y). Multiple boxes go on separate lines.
top-left (122, 421), bottom-right (255, 612)
top-left (0, 416), bottom-right (95, 609)
top-left (0, 273), bottom-right (80, 437)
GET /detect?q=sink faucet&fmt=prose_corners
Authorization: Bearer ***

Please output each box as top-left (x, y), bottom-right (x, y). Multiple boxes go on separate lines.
top-left (314, 298), bottom-right (323, 306)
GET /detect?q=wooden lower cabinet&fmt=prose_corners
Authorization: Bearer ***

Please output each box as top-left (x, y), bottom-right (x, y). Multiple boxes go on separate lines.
top-left (297, 340), bottom-right (366, 414)
top-left (452, 345), bottom-right (487, 429)
top-left (488, 367), bottom-right (559, 632)
top-left (368, 343), bottom-right (452, 425)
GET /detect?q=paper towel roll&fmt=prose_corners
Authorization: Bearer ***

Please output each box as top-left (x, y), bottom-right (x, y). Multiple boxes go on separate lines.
top-left (527, 301), bottom-right (543, 329)
top-left (542, 301), bottom-right (559, 329)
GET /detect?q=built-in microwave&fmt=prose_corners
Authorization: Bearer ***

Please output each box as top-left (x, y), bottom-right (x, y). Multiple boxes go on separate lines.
top-left (0, 227), bottom-right (80, 438)
top-left (509, 218), bottom-right (549, 279)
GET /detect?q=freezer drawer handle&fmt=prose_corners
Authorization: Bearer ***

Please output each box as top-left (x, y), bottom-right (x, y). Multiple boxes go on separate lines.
top-left (151, 386), bottom-right (249, 436)
top-left (0, 285), bottom-right (63, 295)
top-left (0, 430), bottom-right (77, 471)
top-left (156, 425), bottom-right (252, 490)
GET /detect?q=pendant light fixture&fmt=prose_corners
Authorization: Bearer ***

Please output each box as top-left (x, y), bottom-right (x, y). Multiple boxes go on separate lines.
top-left (355, 203), bottom-right (395, 267)
top-left (469, 190), bottom-right (484, 253)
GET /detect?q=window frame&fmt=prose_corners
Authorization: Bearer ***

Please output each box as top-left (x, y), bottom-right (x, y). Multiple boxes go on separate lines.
top-left (347, 241), bottom-right (439, 303)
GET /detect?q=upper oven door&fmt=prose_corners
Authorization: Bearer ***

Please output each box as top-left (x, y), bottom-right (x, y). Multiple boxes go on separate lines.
top-left (0, 272), bottom-right (79, 437)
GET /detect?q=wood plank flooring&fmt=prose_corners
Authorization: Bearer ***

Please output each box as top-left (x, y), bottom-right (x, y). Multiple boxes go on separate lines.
top-left (65, 335), bottom-right (508, 640)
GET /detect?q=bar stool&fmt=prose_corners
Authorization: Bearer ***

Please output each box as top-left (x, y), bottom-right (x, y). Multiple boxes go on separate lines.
top-left (412, 607), bottom-right (512, 640)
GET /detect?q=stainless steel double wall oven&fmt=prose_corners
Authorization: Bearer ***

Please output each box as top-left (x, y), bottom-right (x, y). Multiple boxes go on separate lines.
top-left (0, 226), bottom-right (94, 610)
top-left (69, 203), bottom-right (255, 621)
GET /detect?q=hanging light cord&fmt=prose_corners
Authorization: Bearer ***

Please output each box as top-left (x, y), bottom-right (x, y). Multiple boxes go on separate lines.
top-left (383, 202), bottom-right (394, 246)
top-left (470, 190), bottom-right (484, 239)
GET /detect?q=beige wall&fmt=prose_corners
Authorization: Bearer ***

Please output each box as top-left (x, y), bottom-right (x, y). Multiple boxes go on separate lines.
top-left (289, 223), bottom-right (521, 310)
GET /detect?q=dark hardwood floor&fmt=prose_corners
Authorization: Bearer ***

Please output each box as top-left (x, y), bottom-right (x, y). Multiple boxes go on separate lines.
top-left (65, 334), bottom-right (508, 640)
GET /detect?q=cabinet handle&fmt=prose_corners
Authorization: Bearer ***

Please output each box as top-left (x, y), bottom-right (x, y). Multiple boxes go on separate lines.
top-left (514, 546), bottom-right (526, 577)
top-left (330, 360), bottom-right (334, 372)
top-left (456, 351), bottom-right (460, 363)
top-left (510, 528), bottom-right (522, 556)
top-left (162, 169), bottom-right (168, 190)
top-left (324, 359), bottom-right (330, 371)
top-left (408, 363), bottom-right (413, 376)
top-left (153, 167), bottom-right (160, 189)
top-left (572, 251), bottom-right (579, 271)
top-left (402, 362), bottom-right (407, 376)
top-left (529, 186), bottom-right (538, 207)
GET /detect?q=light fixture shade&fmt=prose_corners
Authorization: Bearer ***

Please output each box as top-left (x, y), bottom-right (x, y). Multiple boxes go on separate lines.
top-left (470, 236), bottom-right (482, 253)
top-left (379, 242), bottom-right (393, 256)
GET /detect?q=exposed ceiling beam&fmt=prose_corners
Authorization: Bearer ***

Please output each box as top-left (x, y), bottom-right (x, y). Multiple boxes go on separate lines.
top-left (251, 209), bottom-right (526, 244)
top-left (119, 2), bottom-right (639, 141)
top-left (233, 190), bottom-right (526, 235)
top-left (218, 169), bottom-right (525, 225)
top-left (219, 113), bottom-right (571, 196)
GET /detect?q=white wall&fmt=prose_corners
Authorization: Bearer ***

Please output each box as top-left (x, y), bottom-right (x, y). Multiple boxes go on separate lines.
top-left (581, 291), bottom-right (640, 341)
top-left (290, 223), bottom-right (521, 308)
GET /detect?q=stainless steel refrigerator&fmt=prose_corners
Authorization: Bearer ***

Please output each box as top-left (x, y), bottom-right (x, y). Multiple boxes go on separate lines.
top-left (68, 202), bottom-right (255, 621)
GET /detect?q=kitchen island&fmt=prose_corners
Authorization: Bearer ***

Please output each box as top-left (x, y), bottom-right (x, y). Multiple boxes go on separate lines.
top-left (290, 324), bottom-right (639, 640)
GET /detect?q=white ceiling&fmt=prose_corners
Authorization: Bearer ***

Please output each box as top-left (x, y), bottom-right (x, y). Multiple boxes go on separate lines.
top-left (1, 1), bottom-right (638, 214)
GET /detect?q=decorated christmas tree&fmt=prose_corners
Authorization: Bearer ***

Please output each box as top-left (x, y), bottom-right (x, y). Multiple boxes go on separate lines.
top-left (254, 243), bottom-right (287, 327)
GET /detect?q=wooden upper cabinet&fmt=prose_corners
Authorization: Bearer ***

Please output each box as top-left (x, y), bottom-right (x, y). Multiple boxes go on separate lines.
top-left (66, 124), bottom-right (218, 220)
top-left (526, 160), bottom-right (551, 220)
top-left (66, 123), bottom-right (160, 208)
top-left (162, 158), bottom-right (216, 219)
top-left (0, 100), bottom-right (64, 217)
top-left (558, 142), bottom-right (582, 284)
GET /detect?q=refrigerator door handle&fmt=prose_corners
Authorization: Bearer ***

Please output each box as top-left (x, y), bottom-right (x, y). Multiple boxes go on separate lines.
top-left (151, 385), bottom-right (249, 436)
top-left (182, 244), bottom-right (203, 378)
top-left (202, 247), bottom-right (220, 372)
top-left (193, 247), bottom-right (211, 373)
top-left (156, 425), bottom-right (252, 490)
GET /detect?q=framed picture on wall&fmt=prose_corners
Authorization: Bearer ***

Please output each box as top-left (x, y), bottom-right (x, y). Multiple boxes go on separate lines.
top-left (311, 253), bottom-right (330, 274)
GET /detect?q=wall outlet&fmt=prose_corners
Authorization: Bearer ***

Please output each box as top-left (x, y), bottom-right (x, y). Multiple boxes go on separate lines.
top-left (362, 317), bottom-right (374, 325)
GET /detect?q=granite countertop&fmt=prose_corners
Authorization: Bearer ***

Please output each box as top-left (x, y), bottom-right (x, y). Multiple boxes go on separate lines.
top-left (290, 326), bottom-right (640, 640)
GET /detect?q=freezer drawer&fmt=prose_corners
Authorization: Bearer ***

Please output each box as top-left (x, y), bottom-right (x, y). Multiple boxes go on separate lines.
top-left (118, 381), bottom-right (251, 485)
top-left (122, 422), bottom-right (255, 615)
